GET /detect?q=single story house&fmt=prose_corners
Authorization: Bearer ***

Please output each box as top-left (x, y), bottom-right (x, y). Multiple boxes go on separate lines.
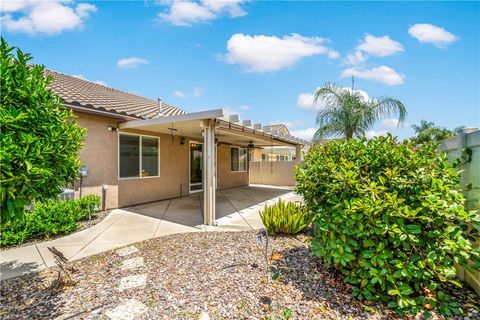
top-left (251, 124), bottom-right (310, 162)
top-left (46, 70), bottom-right (306, 225)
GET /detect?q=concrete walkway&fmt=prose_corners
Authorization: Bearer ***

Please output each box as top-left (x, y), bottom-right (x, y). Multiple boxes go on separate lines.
top-left (0, 185), bottom-right (301, 281)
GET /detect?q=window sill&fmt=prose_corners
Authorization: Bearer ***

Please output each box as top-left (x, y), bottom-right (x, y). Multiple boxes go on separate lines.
top-left (118, 175), bottom-right (161, 181)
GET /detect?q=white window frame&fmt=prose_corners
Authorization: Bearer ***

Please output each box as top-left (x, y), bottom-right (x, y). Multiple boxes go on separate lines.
top-left (230, 146), bottom-right (248, 173)
top-left (118, 132), bottom-right (160, 180)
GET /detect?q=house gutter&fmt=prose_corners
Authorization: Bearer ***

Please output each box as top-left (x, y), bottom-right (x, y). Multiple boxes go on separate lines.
top-left (118, 109), bottom-right (224, 129)
top-left (64, 103), bottom-right (141, 121)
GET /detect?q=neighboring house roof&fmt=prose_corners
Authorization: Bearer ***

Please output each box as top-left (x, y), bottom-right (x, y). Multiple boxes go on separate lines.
top-left (45, 69), bottom-right (186, 119)
top-left (263, 124), bottom-right (291, 136)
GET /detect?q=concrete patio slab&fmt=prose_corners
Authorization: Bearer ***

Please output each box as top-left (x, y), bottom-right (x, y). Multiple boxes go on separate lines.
top-left (163, 196), bottom-right (204, 226)
top-left (153, 220), bottom-right (199, 237)
top-left (0, 245), bottom-right (45, 280)
top-left (73, 243), bottom-right (129, 260)
top-left (0, 185), bottom-right (297, 281)
top-left (90, 212), bottom-right (160, 245)
top-left (36, 245), bottom-right (85, 267)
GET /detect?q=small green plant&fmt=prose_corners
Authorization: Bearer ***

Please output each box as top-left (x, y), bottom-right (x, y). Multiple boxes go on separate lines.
top-left (295, 135), bottom-right (480, 317)
top-left (0, 195), bottom-right (101, 247)
top-left (281, 308), bottom-right (292, 319)
top-left (260, 199), bottom-right (312, 235)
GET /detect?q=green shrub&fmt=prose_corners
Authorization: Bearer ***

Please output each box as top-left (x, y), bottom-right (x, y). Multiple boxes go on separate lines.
top-left (0, 38), bottom-right (85, 222)
top-left (76, 194), bottom-right (101, 220)
top-left (295, 135), bottom-right (480, 316)
top-left (0, 195), bottom-right (101, 247)
top-left (260, 199), bottom-right (312, 235)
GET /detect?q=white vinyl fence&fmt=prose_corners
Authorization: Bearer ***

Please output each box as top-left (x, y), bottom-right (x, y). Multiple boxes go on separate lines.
top-left (440, 128), bottom-right (480, 294)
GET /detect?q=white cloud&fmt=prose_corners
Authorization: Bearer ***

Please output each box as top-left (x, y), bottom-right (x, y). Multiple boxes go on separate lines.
top-left (344, 50), bottom-right (367, 66)
top-left (356, 34), bottom-right (404, 57)
top-left (327, 49), bottom-right (340, 59)
top-left (0, 0), bottom-right (96, 35)
top-left (342, 65), bottom-right (404, 85)
top-left (173, 90), bottom-right (187, 98)
top-left (297, 87), bottom-right (369, 112)
top-left (381, 118), bottom-right (408, 129)
top-left (222, 105), bottom-right (252, 116)
top-left (117, 57), bottom-right (149, 69)
top-left (72, 74), bottom-right (108, 86)
top-left (173, 87), bottom-right (203, 98)
top-left (408, 23), bottom-right (457, 48)
top-left (202, 0), bottom-right (247, 17)
top-left (270, 120), bottom-right (303, 129)
top-left (365, 130), bottom-right (389, 139)
top-left (192, 86), bottom-right (203, 97)
top-left (158, 0), bottom-right (247, 26)
top-left (218, 104), bottom-right (252, 117)
top-left (297, 92), bottom-right (326, 112)
top-left (223, 33), bottom-right (337, 72)
top-left (290, 128), bottom-right (317, 141)
top-left (75, 3), bottom-right (97, 18)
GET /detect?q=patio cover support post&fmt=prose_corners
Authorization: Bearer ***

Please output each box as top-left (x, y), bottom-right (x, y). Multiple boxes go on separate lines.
top-left (202, 119), bottom-right (216, 225)
top-left (295, 145), bottom-right (302, 165)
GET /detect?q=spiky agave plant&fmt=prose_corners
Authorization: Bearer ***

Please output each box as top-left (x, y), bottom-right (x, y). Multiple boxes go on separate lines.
top-left (313, 78), bottom-right (407, 140)
top-left (260, 199), bottom-right (312, 235)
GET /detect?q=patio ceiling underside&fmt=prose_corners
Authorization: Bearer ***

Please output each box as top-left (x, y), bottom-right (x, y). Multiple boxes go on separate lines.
top-left (118, 109), bottom-right (304, 148)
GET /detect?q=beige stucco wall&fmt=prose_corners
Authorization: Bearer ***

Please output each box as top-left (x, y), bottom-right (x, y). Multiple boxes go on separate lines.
top-left (216, 143), bottom-right (249, 189)
top-left (73, 112), bottom-right (250, 209)
top-left (249, 161), bottom-right (296, 186)
top-left (74, 111), bottom-right (120, 209)
top-left (117, 128), bottom-right (190, 207)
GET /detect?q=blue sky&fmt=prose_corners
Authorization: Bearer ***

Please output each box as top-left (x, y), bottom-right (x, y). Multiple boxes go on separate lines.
top-left (2, 1), bottom-right (479, 140)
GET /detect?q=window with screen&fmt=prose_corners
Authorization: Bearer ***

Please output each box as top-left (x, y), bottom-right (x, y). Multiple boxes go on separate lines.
top-left (119, 134), bottom-right (159, 179)
top-left (231, 146), bottom-right (247, 172)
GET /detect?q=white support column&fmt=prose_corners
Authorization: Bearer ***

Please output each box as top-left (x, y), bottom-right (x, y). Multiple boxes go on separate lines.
top-left (202, 119), bottom-right (216, 225)
top-left (295, 145), bottom-right (302, 165)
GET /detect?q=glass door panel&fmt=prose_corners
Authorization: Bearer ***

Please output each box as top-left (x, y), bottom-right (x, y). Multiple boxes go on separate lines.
top-left (190, 143), bottom-right (203, 192)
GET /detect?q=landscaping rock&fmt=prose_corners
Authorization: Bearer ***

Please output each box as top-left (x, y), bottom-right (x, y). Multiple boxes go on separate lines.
top-left (121, 257), bottom-right (144, 270)
top-left (0, 231), bottom-right (478, 320)
top-left (119, 274), bottom-right (147, 291)
top-left (116, 246), bottom-right (139, 257)
top-left (105, 298), bottom-right (147, 320)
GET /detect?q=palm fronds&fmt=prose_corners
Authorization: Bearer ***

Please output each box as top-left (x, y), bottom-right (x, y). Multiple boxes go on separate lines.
top-left (312, 81), bottom-right (407, 140)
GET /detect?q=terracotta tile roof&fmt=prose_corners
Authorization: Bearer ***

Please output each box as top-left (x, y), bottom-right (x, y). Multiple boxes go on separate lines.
top-left (45, 69), bottom-right (186, 119)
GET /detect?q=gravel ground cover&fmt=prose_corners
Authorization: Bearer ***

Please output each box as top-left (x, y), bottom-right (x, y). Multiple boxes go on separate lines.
top-left (0, 231), bottom-right (478, 320)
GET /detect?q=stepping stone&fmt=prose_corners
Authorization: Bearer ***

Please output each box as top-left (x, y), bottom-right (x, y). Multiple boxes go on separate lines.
top-left (121, 257), bottom-right (144, 270)
top-left (117, 246), bottom-right (138, 257)
top-left (119, 274), bottom-right (147, 291)
top-left (105, 298), bottom-right (147, 320)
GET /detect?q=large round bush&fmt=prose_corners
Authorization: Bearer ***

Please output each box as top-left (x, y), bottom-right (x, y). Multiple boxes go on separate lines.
top-left (295, 135), bottom-right (480, 316)
top-left (0, 38), bottom-right (85, 221)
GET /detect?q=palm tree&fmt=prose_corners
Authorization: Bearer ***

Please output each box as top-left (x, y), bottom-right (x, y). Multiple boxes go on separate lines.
top-left (411, 120), bottom-right (454, 144)
top-left (313, 78), bottom-right (407, 140)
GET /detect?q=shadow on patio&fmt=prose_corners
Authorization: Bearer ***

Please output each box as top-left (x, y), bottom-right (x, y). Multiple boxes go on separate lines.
top-left (126, 185), bottom-right (295, 228)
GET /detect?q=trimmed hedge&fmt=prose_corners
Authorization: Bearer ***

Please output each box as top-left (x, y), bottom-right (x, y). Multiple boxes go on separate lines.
top-left (1, 195), bottom-right (100, 247)
top-left (295, 135), bottom-right (480, 317)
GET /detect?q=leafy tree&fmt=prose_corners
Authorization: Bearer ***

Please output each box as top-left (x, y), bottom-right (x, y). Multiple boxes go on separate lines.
top-left (296, 135), bottom-right (480, 316)
top-left (313, 79), bottom-right (407, 140)
top-left (0, 38), bottom-right (85, 222)
top-left (411, 120), bottom-right (455, 144)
